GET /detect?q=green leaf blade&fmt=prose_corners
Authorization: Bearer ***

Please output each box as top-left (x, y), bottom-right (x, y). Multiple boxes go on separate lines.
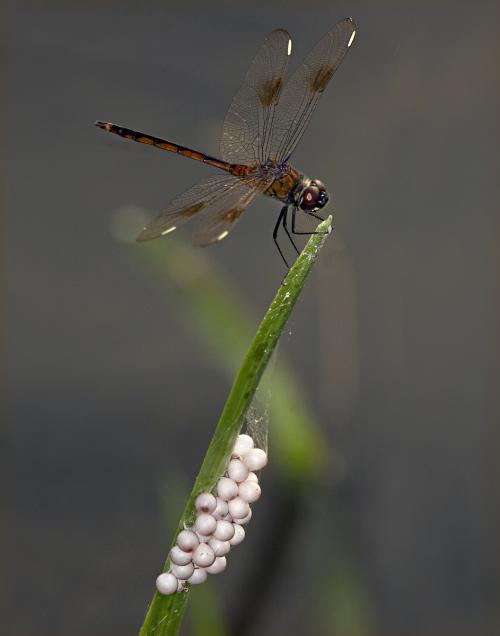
top-left (139, 216), bottom-right (332, 635)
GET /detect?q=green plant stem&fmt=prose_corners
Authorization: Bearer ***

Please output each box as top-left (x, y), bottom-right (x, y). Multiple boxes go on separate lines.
top-left (139, 216), bottom-right (333, 636)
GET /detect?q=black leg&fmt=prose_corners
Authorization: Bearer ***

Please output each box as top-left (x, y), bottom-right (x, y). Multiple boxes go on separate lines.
top-left (282, 208), bottom-right (300, 256)
top-left (308, 212), bottom-right (325, 223)
top-left (273, 206), bottom-right (290, 269)
top-left (291, 207), bottom-right (329, 235)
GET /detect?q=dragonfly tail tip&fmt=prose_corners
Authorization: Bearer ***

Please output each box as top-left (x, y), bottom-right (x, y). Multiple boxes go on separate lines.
top-left (95, 120), bottom-right (112, 131)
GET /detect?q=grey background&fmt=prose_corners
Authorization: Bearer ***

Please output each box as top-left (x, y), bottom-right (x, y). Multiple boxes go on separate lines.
top-left (4, 1), bottom-right (499, 635)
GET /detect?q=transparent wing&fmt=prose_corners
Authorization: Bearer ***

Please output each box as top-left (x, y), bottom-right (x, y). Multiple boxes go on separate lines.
top-left (191, 172), bottom-right (270, 246)
top-left (136, 172), bottom-right (271, 245)
top-left (220, 29), bottom-right (292, 166)
top-left (271, 17), bottom-right (356, 163)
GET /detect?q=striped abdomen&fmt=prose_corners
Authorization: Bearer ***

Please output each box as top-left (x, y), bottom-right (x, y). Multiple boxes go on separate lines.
top-left (95, 121), bottom-right (232, 172)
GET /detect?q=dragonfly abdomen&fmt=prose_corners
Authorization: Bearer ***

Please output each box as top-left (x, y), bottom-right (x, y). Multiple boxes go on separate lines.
top-left (95, 121), bottom-right (232, 172)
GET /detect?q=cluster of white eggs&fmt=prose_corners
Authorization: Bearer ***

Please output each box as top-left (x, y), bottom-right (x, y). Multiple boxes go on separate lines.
top-left (156, 434), bottom-right (268, 595)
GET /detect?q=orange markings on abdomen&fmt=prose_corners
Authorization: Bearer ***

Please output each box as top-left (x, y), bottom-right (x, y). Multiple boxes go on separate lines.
top-left (230, 164), bottom-right (257, 177)
top-left (178, 148), bottom-right (205, 161)
top-left (96, 121), bottom-right (234, 172)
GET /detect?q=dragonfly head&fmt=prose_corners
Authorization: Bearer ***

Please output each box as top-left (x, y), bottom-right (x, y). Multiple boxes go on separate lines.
top-left (298, 179), bottom-right (329, 212)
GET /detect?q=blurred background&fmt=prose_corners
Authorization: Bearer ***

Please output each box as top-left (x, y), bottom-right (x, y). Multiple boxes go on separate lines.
top-left (3, 1), bottom-right (499, 634)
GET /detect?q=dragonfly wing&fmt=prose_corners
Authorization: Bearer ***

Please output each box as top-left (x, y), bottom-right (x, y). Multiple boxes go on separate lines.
top-left (136, 172), bottom-right (271, 244)
top-left (220, 29), bottom-right (292, 166)
top-left (270, 17), bottom-right (356, 163)
top-left (191, 185), bottom-right (260, 246)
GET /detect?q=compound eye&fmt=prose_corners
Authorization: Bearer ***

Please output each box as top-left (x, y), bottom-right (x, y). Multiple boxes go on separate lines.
top-left (300, 185), bottom-right (328, 210)
top-left (301, 186), bottom-right (321, 209)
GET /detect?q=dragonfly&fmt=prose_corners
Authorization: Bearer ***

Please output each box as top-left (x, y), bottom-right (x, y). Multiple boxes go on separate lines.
top-left (96, 17), bottom-right (356, 267)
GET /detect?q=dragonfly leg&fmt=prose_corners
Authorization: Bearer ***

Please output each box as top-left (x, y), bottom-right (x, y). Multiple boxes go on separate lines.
top-left (273, 206), bottom-right (290, 269)
top-left (291, 206), bottom-right (328, 235)
top-left (308, 211), bottom-right (325, 223)
top-left (282, 208), bottom-right (300, 256)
